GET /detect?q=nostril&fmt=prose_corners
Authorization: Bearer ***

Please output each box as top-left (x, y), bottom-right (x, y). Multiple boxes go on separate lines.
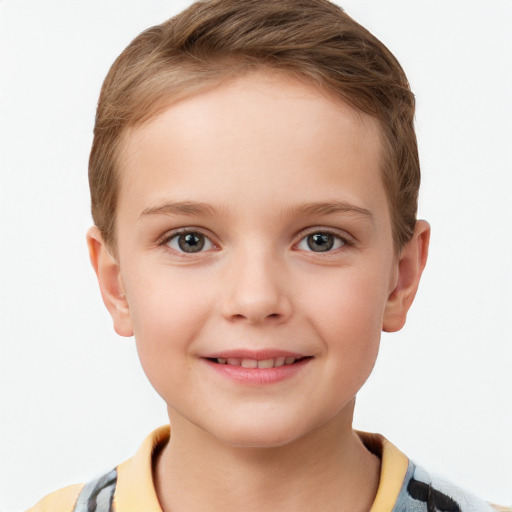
top-left (228, 312), bottom-right (282, 323)
top-left (222, 292), bottom-right (293, 324)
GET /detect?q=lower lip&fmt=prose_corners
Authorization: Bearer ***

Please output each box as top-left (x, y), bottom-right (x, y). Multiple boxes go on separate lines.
top-left (204, 358), bottom-right (311, 385)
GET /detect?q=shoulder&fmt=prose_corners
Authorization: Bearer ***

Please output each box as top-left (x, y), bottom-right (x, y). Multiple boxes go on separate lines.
top-left (26, 468), bottom-right (118, 512)
top-left (25, 426), bottom-right (168, 512)
top-left (26, 483), bottom-right (84, 512)
top-left (358, 432), bottom-right (509, 512)
top-left (396, 461), bottom-right (509, 512)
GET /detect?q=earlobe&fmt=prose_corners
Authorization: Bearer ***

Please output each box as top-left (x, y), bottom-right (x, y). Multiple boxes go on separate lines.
top-left (382, 220), bottom-right (430, 333)
top-left (86, 226), bottom-right (134, 337)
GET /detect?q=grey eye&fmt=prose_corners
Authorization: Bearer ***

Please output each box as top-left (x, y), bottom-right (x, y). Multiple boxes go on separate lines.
top-left (167, 232), bottom-right (212, 253)
top-left (307, 233), bottom-right (334, 252)
top-left (297, 232), bottom-right (345, 252)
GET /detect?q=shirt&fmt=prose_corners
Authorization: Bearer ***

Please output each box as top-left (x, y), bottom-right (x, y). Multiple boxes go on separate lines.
top-left (27, 426), bottom-right (508, 512)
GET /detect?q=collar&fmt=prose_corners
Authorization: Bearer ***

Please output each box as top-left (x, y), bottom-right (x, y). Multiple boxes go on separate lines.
top-left (357, 431), bottom-right (409, 512)
top-left (114, 425), bottom-right (170, 512)
top-left (114, 426), bottom-right (409, 512)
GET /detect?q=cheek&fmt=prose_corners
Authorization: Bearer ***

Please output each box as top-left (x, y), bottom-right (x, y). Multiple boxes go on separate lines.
top-left (304, 266), bottom-right (390, 334)
top-left (300, 265), bottom-right (390, 377)
top-left (122, 268), bottom-right (213, 380)
top-left (126, 263), bottom-right (209, 333)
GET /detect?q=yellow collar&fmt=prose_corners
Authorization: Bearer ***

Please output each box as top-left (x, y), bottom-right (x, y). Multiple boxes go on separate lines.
top-left (115, 425), bottom-right (170, 512)
top-left (357, 431), bottom-right (409, 512)
top-left (115, 426), bottom-right (408, 512)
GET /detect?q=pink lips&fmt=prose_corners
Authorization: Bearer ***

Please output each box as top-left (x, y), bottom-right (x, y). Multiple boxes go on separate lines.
top-left (202, 350), bottom-right (312, 385)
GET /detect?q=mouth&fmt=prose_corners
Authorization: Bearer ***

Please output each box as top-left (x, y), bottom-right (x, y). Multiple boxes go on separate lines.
top-left (206, 355), bottom-right (312, 369)
top-left (202, 352), bottom-right (312, 384)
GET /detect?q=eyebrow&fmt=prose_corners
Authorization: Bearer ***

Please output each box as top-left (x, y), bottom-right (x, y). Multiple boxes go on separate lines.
top-left (282, 201), bottom-right (373, 220)
top-left (140, 200), bottom-right (373, 221)
top-left (140, 201), bottom-right (219, 218)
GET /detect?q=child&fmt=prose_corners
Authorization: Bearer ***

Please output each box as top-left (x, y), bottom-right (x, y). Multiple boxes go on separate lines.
top-left (27, 0), bottom-right (509, 511)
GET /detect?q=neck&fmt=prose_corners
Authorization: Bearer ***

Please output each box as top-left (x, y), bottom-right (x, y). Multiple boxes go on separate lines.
top-left (154, 401), bottom-right (380, 512)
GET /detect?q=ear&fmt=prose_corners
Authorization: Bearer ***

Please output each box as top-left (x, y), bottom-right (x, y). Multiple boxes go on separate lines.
top-left (383, 220), bottom-right (430, 333)
top-left (86, 226), bottom-right (133, 337)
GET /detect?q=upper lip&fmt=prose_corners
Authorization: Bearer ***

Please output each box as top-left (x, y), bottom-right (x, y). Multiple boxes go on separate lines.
top-left (201, 349), bottom-right (309, 360)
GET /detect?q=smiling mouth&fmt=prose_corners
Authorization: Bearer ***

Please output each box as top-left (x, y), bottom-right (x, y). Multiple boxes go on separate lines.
top-left (206, 356), bottom-right (311, 369)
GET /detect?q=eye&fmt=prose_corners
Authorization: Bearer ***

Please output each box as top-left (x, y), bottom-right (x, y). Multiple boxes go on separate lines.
top-left (166, 231), bottom-right (214, 253)
top-left (297, 232), bottom-right (347, 253)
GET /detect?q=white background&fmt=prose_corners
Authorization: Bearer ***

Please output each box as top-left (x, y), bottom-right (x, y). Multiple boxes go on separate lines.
top-left (1, 1), bottom-right (511, 510)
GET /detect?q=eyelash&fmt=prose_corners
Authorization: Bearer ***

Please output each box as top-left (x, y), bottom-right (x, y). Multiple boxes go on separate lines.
top-left (158, 229), bottom-right (216, 255)
top-left (295, 229), bottom-right (354, 254)
top-left (158, 228), bottom-right (354, 255)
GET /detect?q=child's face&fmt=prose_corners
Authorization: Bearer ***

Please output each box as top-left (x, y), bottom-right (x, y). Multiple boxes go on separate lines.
top-left (91, 72), bottom-right (424, 447)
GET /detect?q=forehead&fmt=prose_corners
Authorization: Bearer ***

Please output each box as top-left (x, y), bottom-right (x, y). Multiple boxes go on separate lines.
top-left (116, 71), bottom-right (387, 224)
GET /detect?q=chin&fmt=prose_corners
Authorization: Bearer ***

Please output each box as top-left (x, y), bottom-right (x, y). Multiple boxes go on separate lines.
top-left (207, 416), bottom-right (316, 450)
top-left (219, 431), bottom-right (301, 449)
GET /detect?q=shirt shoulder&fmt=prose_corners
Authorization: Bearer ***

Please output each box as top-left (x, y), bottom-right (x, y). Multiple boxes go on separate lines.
top-left (394, 461), bottom-right (503, 512)
top-left (25, 426), bottom-right (169, 512)
top-left (358, 432), bottom-right (508, 512)
top-left (25, 483), bottom-right (84, 512)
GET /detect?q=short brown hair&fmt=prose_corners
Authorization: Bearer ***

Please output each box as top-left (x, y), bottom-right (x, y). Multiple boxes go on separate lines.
top-left (89, 0), bottom-right (419, 251)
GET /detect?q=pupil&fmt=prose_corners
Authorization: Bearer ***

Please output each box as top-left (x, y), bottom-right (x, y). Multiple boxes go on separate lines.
top-left (178, 233), bottom-right (205, 253)
top-left (307, 233), bottom-right (334, 252)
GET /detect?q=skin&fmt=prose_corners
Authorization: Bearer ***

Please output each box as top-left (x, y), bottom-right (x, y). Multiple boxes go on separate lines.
top-left (88, 71), bottom-right (429, 512)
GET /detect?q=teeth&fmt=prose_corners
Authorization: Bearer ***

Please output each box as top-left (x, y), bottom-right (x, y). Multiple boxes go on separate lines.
top-left (215, 356), bottom-right (300, 367)
top-left (258, 359), bottom-right (275, 369)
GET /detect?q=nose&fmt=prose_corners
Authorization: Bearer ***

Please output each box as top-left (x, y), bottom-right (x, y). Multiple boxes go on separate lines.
top-left (220, 246), bottom-right (293, 325)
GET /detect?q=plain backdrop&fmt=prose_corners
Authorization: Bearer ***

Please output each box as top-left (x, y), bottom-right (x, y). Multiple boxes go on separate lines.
top-left (1, 1), bottom-right (511, 510)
